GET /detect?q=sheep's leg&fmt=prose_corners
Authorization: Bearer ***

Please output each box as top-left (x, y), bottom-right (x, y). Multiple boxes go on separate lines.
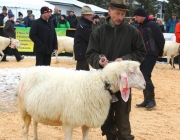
top-left (55, 52), bottom-right (59, 63)
top-left (22, 114), bottom-right (31, 140)
top-left (82, 126), bottom-right (89, 140)
top-left (0, 51), bottom-right (4, 61)
top-left (63, 125), bottom-right (73, 140)
top-left (171, 56), bottom-right (175, 69)
top-left (33, 120), bottom-right (38, 140)
top-left (162, 56), bottom-right (170, 69)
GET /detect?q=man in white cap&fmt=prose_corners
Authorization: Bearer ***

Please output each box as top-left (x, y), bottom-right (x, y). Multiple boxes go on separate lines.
top-left (74, 6), bottom-right (93, 70)
top-left (86, 0), bottom-right (146, 139)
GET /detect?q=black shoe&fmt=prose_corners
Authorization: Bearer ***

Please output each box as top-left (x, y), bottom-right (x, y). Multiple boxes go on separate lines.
top-left (1, 59), bottom-right (9, 62)
top-left (17, 55), bottom-right (24, 62)
top-left (145, 100), bottom-right (156, 109)
top-left (136, 100), bottom-right (149, 107)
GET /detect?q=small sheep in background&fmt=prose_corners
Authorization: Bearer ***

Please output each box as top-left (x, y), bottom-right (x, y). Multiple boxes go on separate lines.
top-left (161, 41), bottom-right (180, 69)
top-left (55, 36), bottom-right (74, 63)
top-left (0, 36), bottom-right (20, 61)
top-left (17, 61), bottom-right (145, 140)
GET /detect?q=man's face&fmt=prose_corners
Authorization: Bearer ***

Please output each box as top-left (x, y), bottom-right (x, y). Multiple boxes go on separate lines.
top-left (2, 9), bottom-right (7, 15)
top-left (172, 15), bottom-right (177, 20)
top-left (134, 16), bottom-right (144, 23)
top-left (69, 12), bottom-right (74, 16)
top-left (83, 14), bottom-right (93, 21)
top-left (42, 12), bottom-right (50, 20)
top-left (108, 8), bottom-right (126, 26)
top-left (54, 8), bottom-right (59, 13)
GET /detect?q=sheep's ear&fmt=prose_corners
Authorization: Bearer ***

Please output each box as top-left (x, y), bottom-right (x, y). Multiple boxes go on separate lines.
top-left (120, 72), bottom-right (130, 102)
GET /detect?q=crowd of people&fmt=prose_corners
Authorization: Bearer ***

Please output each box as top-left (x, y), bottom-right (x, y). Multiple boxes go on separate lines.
top-left (0, 1), bottom-right (180, 139)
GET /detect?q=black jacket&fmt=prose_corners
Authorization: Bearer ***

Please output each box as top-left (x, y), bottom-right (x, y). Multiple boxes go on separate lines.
top-left (29, 17), bottom-right (57, 54)
top-left (137, 18), bottom-right (165, 56)
top-left (74, 17), bottom-right (92, 60)
top-left (66, 15), bottom-right (78, 28)
top-left (0, 13), bottom-right (6, 26)
top-left (3, 20), bottom-right (15, 38)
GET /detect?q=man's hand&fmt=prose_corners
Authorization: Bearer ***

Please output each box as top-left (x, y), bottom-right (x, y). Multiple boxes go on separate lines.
top-left (115, 58), bottom-right (123, 62)
top-left (99, 56), bottom-right (108, 67)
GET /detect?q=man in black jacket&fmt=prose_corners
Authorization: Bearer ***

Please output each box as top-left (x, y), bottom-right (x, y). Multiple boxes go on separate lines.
top-left (74, 6), bottom-right (93, 70)
top-left (66, 10), bottom-right (78, 28)
top-left (29, 6), bottom-right (57, 66)
top-left (134, 8), bottom-right (165, 109)
top-left (0, 6), bottom-right (7, 26)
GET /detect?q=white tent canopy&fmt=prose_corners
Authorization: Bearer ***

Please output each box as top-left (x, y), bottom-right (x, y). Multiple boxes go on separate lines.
top-left (0, 0), bottom-right (55, 20)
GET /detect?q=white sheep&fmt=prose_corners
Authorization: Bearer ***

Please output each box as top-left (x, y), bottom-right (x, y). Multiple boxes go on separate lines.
top-left (17, 61), bottom-right (145, 140)
top-left (0, 36), bottom-right (21, 61)
top-left (161, 41), bottom-right (180, 69)
top-left (55, 36), bottom-right (74, 63)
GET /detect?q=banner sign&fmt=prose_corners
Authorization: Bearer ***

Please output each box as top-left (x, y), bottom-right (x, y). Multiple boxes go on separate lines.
top-left (16, 27), bottom-right (66, 52)
top-left (163, 33), bottom-right (176, 41)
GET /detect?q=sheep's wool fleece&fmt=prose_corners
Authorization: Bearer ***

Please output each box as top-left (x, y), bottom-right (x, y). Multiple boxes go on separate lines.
top-left (18, 61), bottom-right (140, 128)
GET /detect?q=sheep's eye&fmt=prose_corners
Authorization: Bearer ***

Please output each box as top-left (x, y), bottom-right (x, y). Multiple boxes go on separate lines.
top-left (130, 72), bottom-right (135, 74)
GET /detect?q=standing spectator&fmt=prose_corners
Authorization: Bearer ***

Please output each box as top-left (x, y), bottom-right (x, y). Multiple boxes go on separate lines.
top-left (166, 13), bottom-right (179, 33)
top-left (134, 8), bottom-right (165, 109)
top-left (29, 6), bottom-right (57, 66)
top-left (101, 12), bottom-right (109, 24)
top-left (53, 7), bottom-right (61, 27)
top-left (129, 17), bottom-right (137, 27)
top-left (49, 9), bottom-right (56, 27)
top-left (86, 1), bottom-right (146, 140)
top-left (57, 14), bottom-right (70, 28)
top-left (24, 10), bottom-right (33, 27)
top-left (16, 12), bottom-right (24, 23)
top-left (0, 6), bottom-right (7, 26)
top-left (2, 13), bottom-right (24, 62)
top-left (74, 6), bottom-right (93, 71)
top-left (175, 20), bottom-right (180, 69)
top-left (66, 10), bottom-right (78, 28)
top-left (26, 14), bottom-right (35, 27)
top-left (4, 9), bottom-right (13, 25)
top-left (156, 18), bottom-right (165, 33)
top-left (92, 15), bottom-right (101, 30)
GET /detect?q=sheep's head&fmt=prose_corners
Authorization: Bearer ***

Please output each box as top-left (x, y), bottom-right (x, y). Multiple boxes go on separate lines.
top-left (10, 38), bottom-right (21, 49)
top-left (103, 61), bottom-right (146, 102)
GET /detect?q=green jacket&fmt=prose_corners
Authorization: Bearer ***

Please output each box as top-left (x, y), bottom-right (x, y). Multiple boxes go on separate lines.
top-left (86, 18), bottom-right (146, 69)
top-left (57, 20), bottom-right (70, 28)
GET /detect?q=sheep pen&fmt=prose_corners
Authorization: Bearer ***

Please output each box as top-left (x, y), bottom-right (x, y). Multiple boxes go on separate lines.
top-left (0, 57), bottom-right (180, 140)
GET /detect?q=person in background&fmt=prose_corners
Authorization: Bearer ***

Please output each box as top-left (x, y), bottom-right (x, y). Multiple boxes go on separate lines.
top-left (29, 6), bottom-right (57, 66)
top-left (66, 10), bottom-right (78, 28)
top-left (92, 15), bottom-right (101, 30)
top-left (2, 13), bottom-right (24, 62)
top-left (49, 9), bottom-right (56, 27)
top-left (57, 14), bottom-right (70, 28)
top-left (52, 7), bottom-right (61, 27)
top-left (74, 6), bottom-right (93, 71)
top-left (86, 1), bottom-right (146, 139)
top-left (148, 14), bottom-right (156, 21)
top-left (26, 14), bottom-right (35, 27)
top-left (101, 12), bottom-right (109, 24)
top-left (0, 6), bottom-right (7, 26)
top-left (14, 19), bottom-right (25, 27)
top-left (16, 12), bottom-right (24, 23)
top-left (134, 7), bottom-right (165, 109)
top-left (166, 13), bottom-right (179, 33)
top-left (4, 9), bottom-right (13, 25)
top-left (175, 20), bottom-right (180, 69)
top-left (156, 18), bottom-right (165, 33)
top-left (129, 17), bottom-right (137, 27)
top-left (24, 10), bottom-right (33, 27)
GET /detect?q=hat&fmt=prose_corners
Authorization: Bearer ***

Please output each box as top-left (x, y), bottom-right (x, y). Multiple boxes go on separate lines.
top-left (18, 12), bottom-right (23, 17)
top-left (108, 0), bottom-right (129, 11)
top-left (41, 6), bottom-right (50, 14)
top-left (92, 15), bottom-right (100, 20)
top-left (134, 7), bottom-right (147, 17)
top-left (61, 14), bottom-right (66, 19)
top-left (8, 13), bottom-right (14, 19)
top-left (172, 13), bottom-right (177, 16)
top-left (104, 12), bottom-right (109, 17)
top-left (81, 6), bottom-right (93, 15)
top-left (70, 9), bottom-right (74, 12)
top-left (2, 6), bottom-right (7, 10)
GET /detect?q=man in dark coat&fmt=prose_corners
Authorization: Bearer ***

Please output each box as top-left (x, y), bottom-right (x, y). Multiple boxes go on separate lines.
top-left (66, 10), bottom-right (78, 28)
top-left (86, 1), bottom-right (146, 140)
top-left (74, 6), bottom-right (93, 70)
top-left (52, 7), bottom-right (61, 28)
top-left (134, 8), bottom-right (165, 109)
top-left (0, 6), bottom-right (7, 26)
top-left (29, 6), bottom-right (57, 66)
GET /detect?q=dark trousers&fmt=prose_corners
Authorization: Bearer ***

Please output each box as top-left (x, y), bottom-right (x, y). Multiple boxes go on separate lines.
top-left (35, 53), bottom-right (51, 66)
top-left (76, 60), bottom-right (90, 71)
top-left (140, 55), bottom-right (157, 92)
top-left (101, 92), bottom-right (134, 140)
top-left (2, 47), bottom-right (21, 61)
